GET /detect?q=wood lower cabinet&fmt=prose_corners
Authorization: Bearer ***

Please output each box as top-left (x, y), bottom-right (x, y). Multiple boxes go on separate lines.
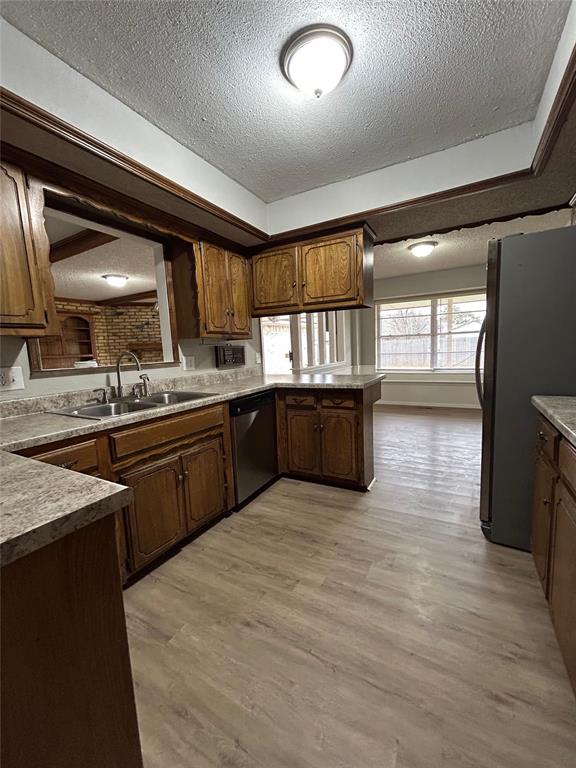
top-left (286, 409), bottom-right (321, 476)
top-left (251, 227), bottom-right (374, 316)
top-left (0, 162), bottom-right (57, 336)
top-left (181, 436), bottom-right (227, 530)
top-left (321, 411), bottom-right (358, 482)
top-left (279, 386), bottom-right (380, 488)
top-left (549, 483), bottom-right (576, 691)
top-left (531, 414), bottom-right (576, 696)
top-left (121, 456), bottom-right (186, 571)
top-left (531, 452), bottom-right (557, 594)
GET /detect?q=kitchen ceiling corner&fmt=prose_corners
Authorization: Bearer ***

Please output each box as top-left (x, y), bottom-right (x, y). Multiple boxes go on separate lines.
top-left (0, 0), bottom-right (570, 203)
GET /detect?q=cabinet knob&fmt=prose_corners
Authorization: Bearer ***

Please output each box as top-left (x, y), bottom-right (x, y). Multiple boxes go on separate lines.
top-left (313, 424), bottom-right (318, 431)
top-left (538, 431), bottom-right (548, 442)
top-left (302, 282), bottom-right (306, 287)
top-left (178, 474), bottom-right (184, 483)
top-left (292, 281), bottom-right (296, 287)
top-left (543, 498), bottom-right (552, 506)
top-left (320, 424), bottom-right (325, 432)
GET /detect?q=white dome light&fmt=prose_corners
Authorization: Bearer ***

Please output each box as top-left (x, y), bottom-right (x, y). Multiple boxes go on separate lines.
top-left (282, 26), bottom-right (353, 99)
top-left (408, 241), bottom-right (438, 258)
top-left (102, 274), bottom-right (129, 288)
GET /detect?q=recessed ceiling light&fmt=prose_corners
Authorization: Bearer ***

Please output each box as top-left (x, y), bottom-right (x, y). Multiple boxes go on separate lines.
top-left (408, 241), bottom-right (438, 258)
top-left (281, 25), bottom-right (353, 99)
top-left (102, 274), bottom-right (129, 288)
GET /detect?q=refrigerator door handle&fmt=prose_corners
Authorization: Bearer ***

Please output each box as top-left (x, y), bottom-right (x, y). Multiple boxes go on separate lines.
top-left (475, 317), bottom-right (487, 408)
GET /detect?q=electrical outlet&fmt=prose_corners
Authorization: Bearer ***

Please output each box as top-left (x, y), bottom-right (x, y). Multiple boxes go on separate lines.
top-left (182, 355), bottom-right (196, 371)
top-left (0, 366), bottom-right (24, 391)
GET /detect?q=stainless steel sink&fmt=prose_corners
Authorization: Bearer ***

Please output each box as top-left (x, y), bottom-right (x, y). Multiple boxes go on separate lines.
top-left (50, 400), bottom-right (159, 420)
top-left (141, 391), bottom-right (215, 404)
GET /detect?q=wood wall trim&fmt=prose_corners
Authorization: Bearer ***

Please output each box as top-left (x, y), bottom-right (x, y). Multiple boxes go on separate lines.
top-left (0, 88), bottom-right (268, 242)
top-left (2, 44), bottom-right (575, 250)
top-left (50, 230), bottom-right (118, 262)
top-left (531, 43), bottom-right (576, 175)
top-left (98, 290), bottom-right (157, 306)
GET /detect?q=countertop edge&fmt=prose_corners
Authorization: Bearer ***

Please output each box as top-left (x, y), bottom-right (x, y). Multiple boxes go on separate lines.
top-left (531, 396), bottom-right (576, 449)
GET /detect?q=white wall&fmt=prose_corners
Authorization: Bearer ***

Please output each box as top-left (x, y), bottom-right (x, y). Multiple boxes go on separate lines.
top-left (0, 322), bottom-right (262, 400)
top-left (362, 264), bottom-right (487, 409)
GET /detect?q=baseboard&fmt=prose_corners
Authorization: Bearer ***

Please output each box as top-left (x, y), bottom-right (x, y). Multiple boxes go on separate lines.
top-left (375, 400), bottom-right (481, 410)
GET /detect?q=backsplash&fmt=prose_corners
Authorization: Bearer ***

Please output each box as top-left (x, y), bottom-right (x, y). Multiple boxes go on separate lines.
top-left (0, 366), bottom-right (262, 418)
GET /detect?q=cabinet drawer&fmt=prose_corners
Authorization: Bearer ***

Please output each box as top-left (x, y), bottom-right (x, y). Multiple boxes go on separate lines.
top-left (110, 406), bottom-right (225, 460)
top-left (34, 439), bottom-right (99, 474)
top-left (536, 417), bottom-right (559, 463)
top-left (285, 393), bottom-right (316, 408)
top-left (559, 440), bottom-right (576, 496)
top-left (321, 392), bottom-right (357, 409)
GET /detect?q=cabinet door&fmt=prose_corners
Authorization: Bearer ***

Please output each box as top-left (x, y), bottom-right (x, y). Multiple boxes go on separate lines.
top-left (300, 234), bottom-right (357, 308)
top-left (252, 247), bottom-right (300, 311)
top-left (531, 453), bottom-right (556, 593)
top-left (286, 409), bottom-right (321, 476)
top-left (549, 485), bottom-right (576, 690)
top-left (320, 410), bottom-right (359, 482)
top-left (0, 162), bottom-right (48, 331)
top-left (201, 242), bottom-right (230, 335)
top-left (228, 252), bottom-right (252, 337)
top-left (121, 456), bottom-right (185, 571)
top-left (181, 436), bottom-right (227, 532)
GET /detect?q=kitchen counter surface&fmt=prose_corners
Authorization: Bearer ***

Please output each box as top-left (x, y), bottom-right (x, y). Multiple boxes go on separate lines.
top-left (0, 373), bottom-right (385, 453)
top-left (0, 451), bottom-right (132, 566)
top-left (532, 396), bottom-right (576, 448)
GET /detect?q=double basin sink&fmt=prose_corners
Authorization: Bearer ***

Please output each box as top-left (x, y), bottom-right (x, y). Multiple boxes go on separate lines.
top-left (51, 391), bottom-right (216, 421)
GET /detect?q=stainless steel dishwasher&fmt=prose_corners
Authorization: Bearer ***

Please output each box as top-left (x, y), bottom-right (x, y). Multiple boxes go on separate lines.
top-left (230, 391), bottom-right (278, 505)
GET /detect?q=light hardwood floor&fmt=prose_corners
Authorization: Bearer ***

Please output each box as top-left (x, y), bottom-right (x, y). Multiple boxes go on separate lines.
top-left (124, 408), bottom-right (576, 768)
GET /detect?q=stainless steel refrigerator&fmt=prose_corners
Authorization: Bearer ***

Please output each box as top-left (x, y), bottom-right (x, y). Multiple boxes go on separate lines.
top-left (477, 224), bottom-right (576, 550)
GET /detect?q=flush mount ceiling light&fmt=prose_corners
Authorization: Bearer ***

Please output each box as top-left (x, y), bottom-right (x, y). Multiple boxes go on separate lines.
top-left (281, 25), bottom-right (353, 99)
top-left (408, 241), bottom-right (438, 258)
top-left (102, 274), bottom-right (129, 288)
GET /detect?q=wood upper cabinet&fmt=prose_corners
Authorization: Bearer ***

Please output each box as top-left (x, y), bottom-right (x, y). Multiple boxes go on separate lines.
top-left (286, 409), bottom-right (321, 476)
top-left (121, 455), bottom-right (185, 571)
top-left (301, 234), bottom-right (357, 307)
top-left (251, 228), bottom-right (373, 316)
top-left (252, 247), bottom-right (299, 311)
top-left (201, 242), bottom-right (231, 335)
top-left (227, 251), bottom-right (252, 337)
top-left (171, 240), bottom-right (252, 339)
top-left (181, 436), bottom-right (227, 531)
top-left (549, 483), bottom-right (576, 691)
top-left (0, 162), bottom-right (54, 335)
top-left (320, 410), bottom-right (358, 482)
top-left (531, 452), bottom-right (557, 593)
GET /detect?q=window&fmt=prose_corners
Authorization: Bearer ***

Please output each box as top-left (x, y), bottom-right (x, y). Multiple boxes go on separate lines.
top-left (375, 292), bottom-right (486, 371)
top-left (260, 311), bottom-right (348, 374)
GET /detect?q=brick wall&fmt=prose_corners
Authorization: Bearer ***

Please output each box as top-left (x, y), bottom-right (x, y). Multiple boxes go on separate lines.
top-left (54, 300), bottom-right (163, 366)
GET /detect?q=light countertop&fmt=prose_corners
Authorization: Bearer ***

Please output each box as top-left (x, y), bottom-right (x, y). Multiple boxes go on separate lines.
top-left (0, 373), bottom-right (384, 453)
top-left (0, 452), bottom-right (132, 566)
top-left (531, 396), bottom-right (576, 449)
top-left (0, 372), bottom-right (383, 564)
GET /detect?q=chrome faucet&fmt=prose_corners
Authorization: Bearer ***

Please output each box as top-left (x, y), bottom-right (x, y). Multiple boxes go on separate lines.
top-left (115, 351), bottom-right (141, 399)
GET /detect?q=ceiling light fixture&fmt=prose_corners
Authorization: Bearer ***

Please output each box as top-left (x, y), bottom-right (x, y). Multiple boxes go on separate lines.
top-left (102, 274), bottom-right (129, 288)
top-left (281, 25), bottom-right (353, 99)
top-left (408, 241), bottom-right (438, 258)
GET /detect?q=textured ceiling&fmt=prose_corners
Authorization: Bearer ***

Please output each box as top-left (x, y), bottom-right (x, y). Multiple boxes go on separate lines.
top-left (1, 0), bottom-right (570, 202)
top-left (45, 213), bottom-right (157, 301)
top-left (374, 208), bottom-right (574, 278)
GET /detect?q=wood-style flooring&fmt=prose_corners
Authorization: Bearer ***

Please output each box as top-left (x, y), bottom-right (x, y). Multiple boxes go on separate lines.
top-left (124, 407), bottom-right (576, 768)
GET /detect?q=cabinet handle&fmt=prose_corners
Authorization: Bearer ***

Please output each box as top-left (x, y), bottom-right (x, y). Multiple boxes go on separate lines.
top-left (538, 431), bottom-right (548, 442)
top-left (231, 310), bottom-right (235, 316)
top-left (57, 459), bottom-right (78, 470)
top-left (331, 399), bottom-right (344, 405)
top-left (292, 281), bottom-right (296, 287)
top-left (313, 424), bottom-right (318, 431)
top-left (184, 471), bottom-right (189, 478)
top-left (320, 424), bottom-right (325, 432)
top-left (302, 282), bottom-right (306, 287)
top-left (543, 498), bottom-right (552, 506)
top-left (178, 474), bottom-right (184, 484)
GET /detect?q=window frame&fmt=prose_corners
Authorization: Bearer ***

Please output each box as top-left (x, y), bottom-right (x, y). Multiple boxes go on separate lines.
top-left (375, 290), bottom-right (486, 373)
